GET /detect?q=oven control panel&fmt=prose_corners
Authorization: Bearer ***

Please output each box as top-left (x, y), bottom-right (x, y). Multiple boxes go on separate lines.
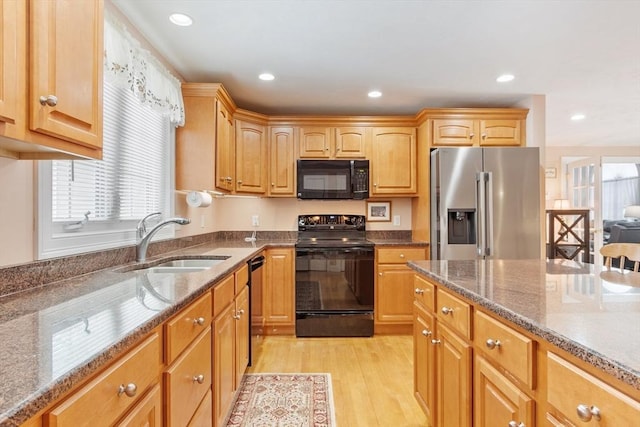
top-left (298, 214), bottom-right (365, 230)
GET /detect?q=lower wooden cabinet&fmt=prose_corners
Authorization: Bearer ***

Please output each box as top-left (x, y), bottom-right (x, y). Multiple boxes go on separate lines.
top-left (474, 356), bottom-right (534, 427)
top-left (45, 333), bottom-right (161, 427)
top-left (263, 248), bottom-right (295, 334)
top-left (214, 302), bottom-right (236, 427)
top-left (413, 302), bottom-right (436, 424)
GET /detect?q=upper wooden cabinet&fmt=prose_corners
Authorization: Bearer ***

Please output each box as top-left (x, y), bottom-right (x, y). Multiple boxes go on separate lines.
top-left (427, 109), bottom-right (528, 147)
top-left (298, 127), bottom-right (368, 159)
top-left (0, 0), bottom-right (103, 160)
top-left (176, 83), bottom-right (236, 192)
top-left (269, 126), bottom-right (296, 196)
top-left (235, 120), bottom-right (267, 194)
top-left (370, 127), bottom-right (417, 195)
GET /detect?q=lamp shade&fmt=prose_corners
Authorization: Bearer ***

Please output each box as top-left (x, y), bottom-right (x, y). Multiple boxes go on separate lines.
top-left (623, 205), bottom-right (640, 220)
top-left (553, 199), bottom-right (571, 209)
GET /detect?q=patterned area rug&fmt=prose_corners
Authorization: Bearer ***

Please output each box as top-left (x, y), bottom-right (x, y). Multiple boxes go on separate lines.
top-left (225, 373), bottom-right (336, 427)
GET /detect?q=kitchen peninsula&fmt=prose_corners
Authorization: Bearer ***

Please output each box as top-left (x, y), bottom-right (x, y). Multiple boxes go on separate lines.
top-left (409, 258), bottom-right (640, 426)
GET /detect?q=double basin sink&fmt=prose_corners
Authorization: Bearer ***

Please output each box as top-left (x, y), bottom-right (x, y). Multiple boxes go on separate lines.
top-left (122, 256), bottom-right (231, 274)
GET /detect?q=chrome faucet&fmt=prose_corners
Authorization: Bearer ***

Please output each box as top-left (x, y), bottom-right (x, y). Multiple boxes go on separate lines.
top-left (136, 212), bottom-right (191, 262)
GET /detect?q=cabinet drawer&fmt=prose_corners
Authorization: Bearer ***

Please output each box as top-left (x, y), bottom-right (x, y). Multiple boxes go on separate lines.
top-left (235, 263), bottom-right (248, 295)
top-left (547, 352), bottom-right (640, 426)
top-left (165, 327), bottom-right (212, 427)
top-left (165, 292), bottom-right (212, 364)
top-left (377, 247), bottom-right (426, 264)
top-left (213, 274), bottom-right (235, 317)
top-left (413, 274), bottom-right (435, 312)
top-left (436, 288), bottom-right (471, 339)
top-left (474, 310), bottom-right (534, 389)
top-left (46, 333), bottom-right (161, 427)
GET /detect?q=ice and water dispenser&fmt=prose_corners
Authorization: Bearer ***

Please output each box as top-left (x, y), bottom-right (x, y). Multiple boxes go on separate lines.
top-left (447, 209), bottom-right (476, 244)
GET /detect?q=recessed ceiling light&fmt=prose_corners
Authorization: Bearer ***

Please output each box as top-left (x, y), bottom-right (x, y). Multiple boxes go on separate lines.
top-left (496, 74), bottom-right (515, 83)
top-left (571, 113), bottom-right (586, 121)
top-left (169, 13), bottom-right (193, 26)
top-left (368, 90), bottom-right (382, 98)
top-left (259, 73), bottom-right (275, 81)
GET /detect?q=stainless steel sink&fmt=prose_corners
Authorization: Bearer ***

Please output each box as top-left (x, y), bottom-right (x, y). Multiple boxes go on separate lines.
top-left (120, 256), bottom-right (231, 274)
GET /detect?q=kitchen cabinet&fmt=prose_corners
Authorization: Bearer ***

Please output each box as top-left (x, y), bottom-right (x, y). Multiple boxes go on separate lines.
top-left (235, 120), bottom-right (267, 194)
top-left (413, 301), bottom-right (437, 424)
top-left (264, 247), bottom-right (295, 334)
top-left (212, 264), bottom-right (250, 427)
top-left (176, 83), bottom-right (236, 192)
top-left (546, 352), bottom-right (640, 426)
top-left (429, 112), bottom-right (526, 147)
top-left (269, 126), bottom-right (296, 196)
top-left (298, 126), bottom-right (368, 159)
top-left (0, 0), bottom-right (103, 160)
top-left (375, 247), bottom-right (427, 334)
top-left (370, 127), bottom-right (417, 195)
top-left (45, 332), bottom-right (161, 427)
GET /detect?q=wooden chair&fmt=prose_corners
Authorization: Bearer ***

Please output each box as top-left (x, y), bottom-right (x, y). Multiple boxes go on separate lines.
top-left (600, 243), bottom-right (640, 272)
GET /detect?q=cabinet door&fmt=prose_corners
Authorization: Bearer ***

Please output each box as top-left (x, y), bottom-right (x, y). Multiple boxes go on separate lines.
top-left (474, 356), bottom-right (534, 427)
top-left (479, 119), bottom-right (523, 146)
top-left (0, 0), bottom-right (21, 138)
top-left (435, 323), bottom-right (472, 427)
top-left (414, 303), bottom-right (437, 425)
top-left (431, 119), bottom-right (477, 146)
top-left (269, 126), bottom-right (296, 196)
top-left (334, 127), bottom-right (367, 158)
top-left (298, 127), bottom-right (332, 158)
top-left (235, 285), bottom-right (249, 388)
top-left (235, 120), bottom-right (267, 194)
top-left (214, 303), bottom-right (235, 427)
top-left (371, 127), bottom-right (417, 194)
top-left (30, 0), bottom-right (102, 149)
top-left (264, 248), bottom-right (295, 327)
top-left (215, 100), bottom-right (234, 192)
top-left (376, 264), bottom-right (414, 324)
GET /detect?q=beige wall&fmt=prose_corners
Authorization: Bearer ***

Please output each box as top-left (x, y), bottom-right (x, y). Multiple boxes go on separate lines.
top-left (0, 157), bottom-right (35, 266)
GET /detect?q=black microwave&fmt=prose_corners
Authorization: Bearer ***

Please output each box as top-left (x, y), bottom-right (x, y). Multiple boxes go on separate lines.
top-left (297, 159), bottom-right (369, 200)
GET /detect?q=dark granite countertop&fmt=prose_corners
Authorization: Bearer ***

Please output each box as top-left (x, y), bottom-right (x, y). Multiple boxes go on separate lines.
top-left (408, 259), bottom-right (640, 392)
top-left (0, 239), bottom-right (295, 426)
top-left (366, 238), bottom-right (429, 247)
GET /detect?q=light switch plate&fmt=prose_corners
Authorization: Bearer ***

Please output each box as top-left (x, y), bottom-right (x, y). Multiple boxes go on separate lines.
top-left (393, 215), bottom-right (400, 226)
top-left (252, 215), bottom-right (259, 226)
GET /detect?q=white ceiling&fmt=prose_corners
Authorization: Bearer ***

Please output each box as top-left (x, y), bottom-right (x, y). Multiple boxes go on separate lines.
top-left (111, 0), bottom-right (640, 147)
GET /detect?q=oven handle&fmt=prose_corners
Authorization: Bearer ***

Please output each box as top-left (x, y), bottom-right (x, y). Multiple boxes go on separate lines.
top-left (296, 246), bottom-right (374, 254)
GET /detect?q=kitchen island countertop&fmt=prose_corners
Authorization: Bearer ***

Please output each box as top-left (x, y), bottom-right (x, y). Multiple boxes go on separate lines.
top-left (408, 259), bottom-right (640, 392)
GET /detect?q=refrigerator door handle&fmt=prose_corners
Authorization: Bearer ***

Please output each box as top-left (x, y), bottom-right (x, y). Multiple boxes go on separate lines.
top-left (485, 172), bottom-right (493, 257)
top-left (476, 172), bottom-right (487, 257)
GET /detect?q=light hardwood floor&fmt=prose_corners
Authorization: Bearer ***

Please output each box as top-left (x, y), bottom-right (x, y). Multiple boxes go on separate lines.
top-left (247, 335), bottom-right (428, 427)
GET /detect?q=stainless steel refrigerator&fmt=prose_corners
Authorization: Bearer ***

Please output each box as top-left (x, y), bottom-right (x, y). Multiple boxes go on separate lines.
top-left (431, 147), bottom-right (541, 260)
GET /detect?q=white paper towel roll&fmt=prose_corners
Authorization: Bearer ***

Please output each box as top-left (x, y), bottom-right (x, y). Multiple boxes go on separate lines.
top-left (186, 191), bottom-right (212, 208)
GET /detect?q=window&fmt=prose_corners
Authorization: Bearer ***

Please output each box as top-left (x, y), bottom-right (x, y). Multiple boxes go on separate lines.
top-left (38, 81), bottom-right (174, 259)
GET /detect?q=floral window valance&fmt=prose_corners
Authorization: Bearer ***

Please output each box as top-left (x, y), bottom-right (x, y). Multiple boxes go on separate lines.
top-left (104, 12), bottom-right (185, 126)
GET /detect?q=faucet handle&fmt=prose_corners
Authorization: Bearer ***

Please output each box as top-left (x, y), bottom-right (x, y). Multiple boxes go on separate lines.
top-left (137, 212), bottom-right (162, 238)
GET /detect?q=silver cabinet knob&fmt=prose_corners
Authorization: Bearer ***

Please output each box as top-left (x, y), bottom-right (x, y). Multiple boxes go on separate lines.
top-left (431, 339), bottom-right (441, 345)
top-left (482, 133), bottom-right (487, 139)
top-left (508, 422), bottom-right (525, 427)
top-left (193, 317), bottom-right (205, 326)
top-left (378, 272), bottom-right (383, 276)
top-left (469, 133), bottom-right (475, 139)
top-left (117, 383), bottom-right (137, 397)
top-left (237, 180), bottom-right (243, 184)
top-left (415, 288), bottom-right (425, 295)
top-left (271, 182), bottom-right (275, 186)
top-left (486, 338), bottom-right (501, 350)
top-left (233, 313), bottom-right (240, 320)
top-left (193, 374), bottom-right (205, 384)
top-left (373, 183), bottom-right (378, 187)
top-left (226, 176), bottom-right (233, 182)
top-left (421, 329), bottom-right (432, 337)
top-left (576, 404), bottom-right (601, 422)
top-left (441, 306), bottom-right (454, 315)
top-left (39, 95), bottom-right (58, 107)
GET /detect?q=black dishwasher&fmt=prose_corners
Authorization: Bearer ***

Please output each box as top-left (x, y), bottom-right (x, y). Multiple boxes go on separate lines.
top-left (247, 255), bottom-right (265, 365)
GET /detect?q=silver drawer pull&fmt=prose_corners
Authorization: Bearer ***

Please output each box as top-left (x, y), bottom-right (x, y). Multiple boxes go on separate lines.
top-left (421, 329), bottom-right (432, 337)
top-left (193, 374), bottom-right (205, 384)
top-left (39, 95), bottom-right (58, 107)
top-left (415, 288), bottom-right (425, 295)
top-left (117, 383), bottom-right (137, 397)
top-left (441, 306), bottom-right (454, 315)
top-left (431, 339), bottom-right (441, 345)
top-left (508, 422), bottom-right (525, 427)
top-left (576, 404), bottom-right (601, 422)
top-left (485, 339), bottom-right (501, 350)
top-left (193, 317), bottom-right (205, 326)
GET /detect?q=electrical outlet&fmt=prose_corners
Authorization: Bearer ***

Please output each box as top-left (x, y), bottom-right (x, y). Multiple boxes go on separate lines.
top-left (252, 215), bottom-right (259, 226)
top-left (393, 215), bottom-right (401, 226)
top-left (200, 214), bottom-right (206, 228)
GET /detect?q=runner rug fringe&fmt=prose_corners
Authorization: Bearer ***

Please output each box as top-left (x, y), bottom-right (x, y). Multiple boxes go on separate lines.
top-left (225, 373), bottom-right (336, 427)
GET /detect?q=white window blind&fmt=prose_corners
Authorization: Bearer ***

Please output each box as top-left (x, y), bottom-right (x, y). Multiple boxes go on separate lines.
top-left (38, 81), bottom-right (173, 259)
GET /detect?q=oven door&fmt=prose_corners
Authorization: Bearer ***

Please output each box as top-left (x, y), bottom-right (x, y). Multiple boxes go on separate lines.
top-left (295, 246), bottom-right (374, 312)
